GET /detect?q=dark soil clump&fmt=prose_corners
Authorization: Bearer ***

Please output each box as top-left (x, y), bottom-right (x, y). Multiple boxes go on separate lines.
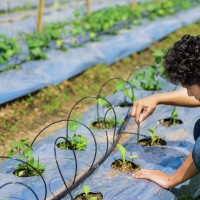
top-left (91, 120), bottom-right (115, 130)
top-left (111, 159), bottom-right (140, 173)
top-left (159, 118), bottom-right (183, 127)
top-left (13, 166), bottom-right (44, 177)
top-left (139, 137), bottom-right (167, 146)
top-left (75, 192), bottom-right (103, 200)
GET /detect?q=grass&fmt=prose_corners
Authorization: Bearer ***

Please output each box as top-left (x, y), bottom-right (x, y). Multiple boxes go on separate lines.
top-left (0, 21), bottom-right (200, 156)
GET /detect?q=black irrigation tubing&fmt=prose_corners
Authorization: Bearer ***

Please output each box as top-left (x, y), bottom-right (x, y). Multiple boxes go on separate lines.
top-left (31, 119), bottom-right (69, 146)
top-left (66, 119), bottom-right (98, 172)
top-left (97, 77), bottom-right (134, 115)
top-left (120, 131), bottom-right (148, 138)
top-left (97, 77), bottom-right (135, 141)
top-left (0, 156), bottom-right (47, 200)
top-left (52, 115), bottom-right (129, 200)
top-left (54, 137), bottom-right (76, 200)
top-left (0, 182), bottom-right (39, 200)
top-left (66, 95), bottom-right (117, 139)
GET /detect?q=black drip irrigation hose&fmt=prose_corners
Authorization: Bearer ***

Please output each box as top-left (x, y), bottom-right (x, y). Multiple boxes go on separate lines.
top-left (0, 157), bottom-right (47, 200)
top-left (51, 114), bottom-right (130, 200)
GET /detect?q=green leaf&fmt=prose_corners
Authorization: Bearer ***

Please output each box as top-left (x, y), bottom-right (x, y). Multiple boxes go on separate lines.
top-left (56, 39), bottom-right (63, 47)
top-left (97, 98), bottom-right (107, 106)
top-left (7, 149), bottom-right (14, 157)
top-left (129, 80), bottom-right (139, 89)
top-left (27, 156), bottom-right (34, 166)
top-left (18, 170), bottom-right (25, 177)
top-left (23, 147), bottom-right (32, 157)
top-left (68, 121), bottom-right (79, 132)
top-left (6, 49), bottom-right (14, 57)
top-left (114, 81), bottom-right (124, 92)
top-left (90, 197), bottom-right (97, 200)
top-left (82, 185), bottom-right (90, 196)
top-left (11, 141), bottom-right (18, 148)
top-left (20, 138), bottom-right (29, 142)
top-left (153, 49), bottom-right (165, 57)
top-left (171, 108), bottom-right (178, 118)
top-left (123, 88), bottom-right (134, 100)
top-left (129, 155), bottom-right (138, 159)
top-left (116, 144), bottom-right (126, 162)
top-left (135, 71), bottom-right (145, 81)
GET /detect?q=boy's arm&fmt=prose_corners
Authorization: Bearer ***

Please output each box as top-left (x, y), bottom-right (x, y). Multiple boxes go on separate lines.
top-left (131, 88), bottom-right (200, 122)
top-left (132, 152), bottom-right (199, 189)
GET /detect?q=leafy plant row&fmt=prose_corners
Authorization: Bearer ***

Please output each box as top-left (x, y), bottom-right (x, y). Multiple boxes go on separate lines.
top-left (1, 0), bottom-right (200, 72)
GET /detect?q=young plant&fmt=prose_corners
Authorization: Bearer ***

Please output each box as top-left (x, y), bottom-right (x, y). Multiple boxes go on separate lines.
top-left (82, 185), bottom-right (97, 200)
top-left (171, 107), bottom-right (178, 126)
top-left (0, 34), bottom-right (22, 72)
top-left (97, 97), bottom-right (111, 116)
top-left (153, 49), bottom-right (165, 76)
top-left (134, 67), bottom-right (162, 90)
top-left (7, 138), bottom-right (44, 177)
top-left (147, 122), bottom-right (160, 146)
top-left (116, 144), bottom-right (138, 165)
top-left (113, 80), bottom-right (137, 105)
top-left (58, 117), bottom-right (87, 150)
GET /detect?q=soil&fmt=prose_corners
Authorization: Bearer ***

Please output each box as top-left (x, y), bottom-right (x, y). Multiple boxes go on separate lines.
top-left (159, 118), bottom-right (183, 127)
top-left (138, 137), bottom-right (167, 146)
top-left (91, 120), bottom-right (115, 130)
top-left (56, 141), bottom-right (85, 151)
top-left (75, 192), bottom-right (103, 200)
top-left (13, 167), bottom-right (44, 177)
top-left (1, 21), bottom-right (200, 157)
top-left (111, 159), bottom-right (140, 173)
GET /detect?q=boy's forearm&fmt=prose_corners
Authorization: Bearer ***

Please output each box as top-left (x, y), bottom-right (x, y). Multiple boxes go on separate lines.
top-left (169, 152), bottom-right (199, 187)
top-left (153, 89), bottom-right (200, 107)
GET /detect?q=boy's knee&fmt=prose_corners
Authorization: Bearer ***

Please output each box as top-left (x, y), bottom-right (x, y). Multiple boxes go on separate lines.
top-left (192, 138), bottom-right (200, 172)
top-left (193, 119), bottom-right (200, 141)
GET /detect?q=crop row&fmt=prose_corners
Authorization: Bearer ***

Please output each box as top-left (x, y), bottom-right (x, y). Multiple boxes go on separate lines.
top-left (1, 0), bottom-right (200, 72)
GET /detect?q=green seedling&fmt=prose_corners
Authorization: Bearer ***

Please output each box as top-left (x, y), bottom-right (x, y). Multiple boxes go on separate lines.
top-left (134, 66), bottom-right (162, 90)
top-left (153, 49), bottom-right (165, 76)
top-left (7, 138), bottom-right (44, 177)
top-left (82, 185), bottom-right (97, 200)
top-left (171, 107), bottom-right (178, 126)
top-left (147, 122), bottom-right (160, 146)
top-left (0, 34), bottom-right (22, 72)
top-left (91, 116), bottom-right (124, 130)
top-left (116, 144), bottom-right (138, 165)
top-left (97, 97), bottom-right (111, 116)
top-left (59, 117), bottom-right (88, 150)
top-left (113, 80), bottom-right (137, 105)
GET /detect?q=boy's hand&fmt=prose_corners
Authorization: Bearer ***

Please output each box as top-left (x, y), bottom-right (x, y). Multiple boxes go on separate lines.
top-left (131, 95), bottom-right (158, 123)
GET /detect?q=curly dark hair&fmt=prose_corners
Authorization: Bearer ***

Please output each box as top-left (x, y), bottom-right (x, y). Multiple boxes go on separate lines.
top-left (164, 34), bottom-right (200, 86)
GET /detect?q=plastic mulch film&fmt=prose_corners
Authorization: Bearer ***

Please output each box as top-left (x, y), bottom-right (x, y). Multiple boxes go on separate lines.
top-left (1, 71), bottom-right (200, 199)
top-left (1, 6), bottom-right (200, 105)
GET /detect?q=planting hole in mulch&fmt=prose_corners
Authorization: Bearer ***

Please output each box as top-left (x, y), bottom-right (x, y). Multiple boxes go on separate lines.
top-left (138, 137), bottom-right (167, 146)
top-left (159, 118), bottom-right (183, 127)
top-left (57, 135), bottom-right (87, 151)
top-left (75, 192), bottom-right (103, 200)
top-left (91, 120), bottom-right (115, 130)
top-left (111, 159), bottom-right (140, 173)
top-left (13, 167), bottom-right (45, 177)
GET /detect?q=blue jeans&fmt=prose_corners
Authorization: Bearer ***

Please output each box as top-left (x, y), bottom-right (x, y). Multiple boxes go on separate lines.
top-left (192, 119), bottom-right (200, 171)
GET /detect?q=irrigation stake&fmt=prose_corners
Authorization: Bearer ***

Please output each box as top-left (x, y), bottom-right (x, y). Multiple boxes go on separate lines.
top-left (137, 122), bottom-right (140, 143)
top-left (37, 0), bottom-right (45, 32)
top-left (86, 0), bottom-right (91, 16)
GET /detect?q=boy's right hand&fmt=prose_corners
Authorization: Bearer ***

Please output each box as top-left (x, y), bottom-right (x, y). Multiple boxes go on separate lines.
top-left (131, 95), bottom-right (158, 123)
